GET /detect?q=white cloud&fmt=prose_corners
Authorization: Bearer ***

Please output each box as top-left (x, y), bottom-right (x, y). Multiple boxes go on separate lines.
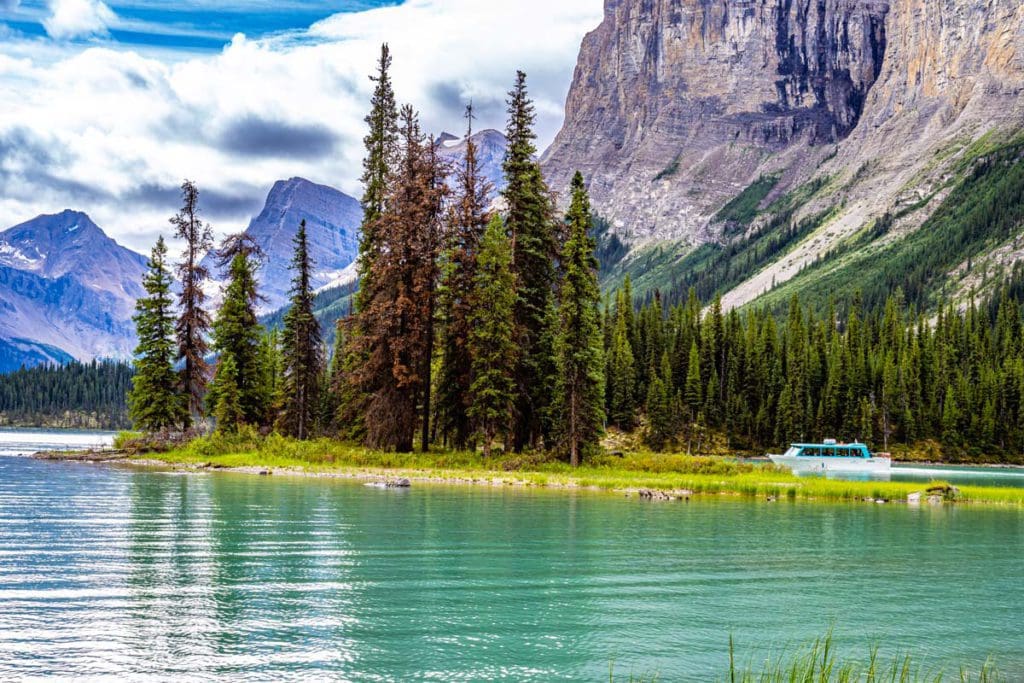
top-left (0, 0), bottom-right (602, 253)
top-left (42, 0), bottom-right (116, 40)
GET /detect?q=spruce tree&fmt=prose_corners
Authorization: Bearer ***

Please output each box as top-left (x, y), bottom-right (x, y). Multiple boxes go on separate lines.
top-left (503, 71), bottom-right (559, 451)
top-left (356, 42), bottom-right (400, 296)
top-left (352, 105), bottom-right (444, 452)
top-left (210, 251), bottom-right (265, 427)
top-left (212, 354), bottom-right (243, 433)
top-left (645, 374), bottom-right (672, 452)
top-left (554, 172), bottom-right (605, 466)
top-left (171, 179), bottom-right (214, 423)
top-left (279, 220), bottom-right (324, 439)
top-left (467, 216), bottom-right (517, 456)
top-left (437, 104), bottom-right (492, 449)
top-left (607, 310), bottom-right (637, 430)
top-left (129, 237), bottom-right (187, 432)
top-left (337, 44), bottom-right (401, 438)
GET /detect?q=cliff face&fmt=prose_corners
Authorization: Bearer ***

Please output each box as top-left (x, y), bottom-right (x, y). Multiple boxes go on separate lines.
top-left (542, 0), bottom-right (1024, 271)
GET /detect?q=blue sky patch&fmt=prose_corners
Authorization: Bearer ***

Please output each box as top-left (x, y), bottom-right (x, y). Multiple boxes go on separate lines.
top-left (2, 1), bottom-right (402, 51)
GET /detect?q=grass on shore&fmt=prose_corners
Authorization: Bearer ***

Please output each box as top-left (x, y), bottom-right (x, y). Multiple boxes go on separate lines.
top-left (610, 631), bottom-right (1003, 682)
top-left (122, 431), bottom-right (1024, 507)
top-left (721, 631), bottom-right (1002, 683)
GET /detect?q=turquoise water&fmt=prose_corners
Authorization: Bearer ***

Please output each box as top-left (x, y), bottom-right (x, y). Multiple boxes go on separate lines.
top-left (0, 455), bottom-right (1022, 680)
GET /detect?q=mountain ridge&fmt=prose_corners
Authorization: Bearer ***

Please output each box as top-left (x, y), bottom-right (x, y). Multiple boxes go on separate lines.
top-left (541, 0), bottom-right (1024, 310)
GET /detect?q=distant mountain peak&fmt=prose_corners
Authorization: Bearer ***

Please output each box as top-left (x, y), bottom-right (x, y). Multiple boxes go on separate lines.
top-left (434, 128), bottom-right (508, 196)
top-left (203, 177), bottom-right (363, 312)
top-left (0, 210), bottom-right (148, 365)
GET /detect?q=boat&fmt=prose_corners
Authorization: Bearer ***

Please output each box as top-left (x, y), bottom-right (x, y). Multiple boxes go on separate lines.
top-left (768, 439), bottom-right (891, 474)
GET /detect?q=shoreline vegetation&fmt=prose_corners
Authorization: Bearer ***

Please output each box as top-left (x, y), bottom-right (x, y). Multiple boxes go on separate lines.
top-left (34, 432), bottom-right (1024, 507)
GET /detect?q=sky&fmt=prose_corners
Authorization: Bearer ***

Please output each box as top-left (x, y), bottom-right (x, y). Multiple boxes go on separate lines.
top-left (0, 0), bottom-right (603, 252)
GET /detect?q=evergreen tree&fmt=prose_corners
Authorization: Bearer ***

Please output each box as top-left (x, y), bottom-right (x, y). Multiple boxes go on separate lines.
top-left (607, 309), bottom-right (637, 430)
top-left (210, 251), bottom-right (265, 426)
top-left (337, 43), bottom-right (401, 437)
top-left (503, 71), bottom-right (559, 451)
top-left (352, 105), bottom-right (444, 452)
top-left (437, 104), bottom-right (492, 449)
top-left (171, 179), bottom-right (214, 423)
top-left (279, 220), bottom-right (324, 439)
top-left (554, 172), bottom-right (604, 466)
top-left (356, 42), bottom-right (400, 297)
top-left (129, 237), bottom-right (187, 432)
top-left (645, 360), bottom-right (674, 453)
top-left (212, 354), bottom-right (243, 433)
top-left (467, 216), bottom-right (517, 456)
top-left (684, 341), bottom-right (702, 416)
top-left (258, 329), bottom-right (282, 422)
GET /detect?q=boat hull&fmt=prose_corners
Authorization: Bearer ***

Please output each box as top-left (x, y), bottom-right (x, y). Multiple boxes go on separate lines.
top-left (769, 454), bottom-right (891, 474)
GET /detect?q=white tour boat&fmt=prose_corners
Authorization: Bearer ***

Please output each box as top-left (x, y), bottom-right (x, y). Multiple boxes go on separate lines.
top-left (768, 439), bottom-right (891, 474)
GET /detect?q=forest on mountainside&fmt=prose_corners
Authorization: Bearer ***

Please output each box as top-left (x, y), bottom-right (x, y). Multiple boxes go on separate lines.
top-left (0, 360), bottom-right (132, 429)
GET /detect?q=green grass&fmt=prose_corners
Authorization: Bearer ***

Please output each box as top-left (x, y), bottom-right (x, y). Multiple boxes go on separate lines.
top-left (126, 433), bottom-right (1024, 507)
top-left (607, 630), bottom-right (1004, 682)
top-left (724, 630), bottom-right (1003, 682)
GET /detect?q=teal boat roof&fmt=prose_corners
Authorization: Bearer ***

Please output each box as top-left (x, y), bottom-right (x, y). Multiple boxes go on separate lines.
top-left (791, 443), bottom-right (867, 449)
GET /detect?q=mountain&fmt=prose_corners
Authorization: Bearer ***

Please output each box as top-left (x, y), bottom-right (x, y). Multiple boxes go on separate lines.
top-left (436, 128), bottom-right (508, 195)
top-left (204, 177), bottom-right (362, 312)
top-left (542, 0), bottom-right (1024, 311)
top-left (0, 210), bottom-right (147, 368)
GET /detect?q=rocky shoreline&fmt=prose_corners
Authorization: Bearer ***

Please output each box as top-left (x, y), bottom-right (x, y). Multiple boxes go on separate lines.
top-left (32, 448), bottom-right (713, 501)
top-left (30, 448), bottom-right (993, 508)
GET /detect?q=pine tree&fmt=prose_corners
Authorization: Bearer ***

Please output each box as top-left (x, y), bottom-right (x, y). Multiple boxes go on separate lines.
top-left (171, 179), bottom-right (214, 424)
top-left (352, 105), bottom-right (444, 452)
top-left (503, 71), bottom-right (559, 451)
top-left (467, 216), bottom-right (517, 456)
top-left (210, 251), bottom-right (265, 427)
top-left (258, 329), bottom-right (282, 421)
top-left (607, 310), bottom-right (637, 430)
top-left (129, 237), bottom-right (187, 432)
top-left (212, 354), bottom-right (243, 433)
top-left (645, 373), bottom-right (673, 452)
top-left (279, 220), bottom-right (324, 439)
top-left (684, 341), bottom-right (702, 416)
top-left (356, 42), bottom-right (400, 298)
top-left (437, 104), bottom-right (492, 449)
top-left (554, 172), bottom-right (605, 466)
top-left (336, 43), bottom-right (401, 437)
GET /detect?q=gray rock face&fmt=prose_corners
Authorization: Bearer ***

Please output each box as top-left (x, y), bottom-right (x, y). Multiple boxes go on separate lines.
top-left (205, 177), bottom-right (362, 312)
top-left (0, 210), bottom-right (147, 362)
top-left (541, 0), bottom-right (1024, 275)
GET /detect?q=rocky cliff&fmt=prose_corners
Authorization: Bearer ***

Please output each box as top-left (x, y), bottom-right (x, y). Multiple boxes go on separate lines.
top-left (542, 0), bottom-right (1024, 306)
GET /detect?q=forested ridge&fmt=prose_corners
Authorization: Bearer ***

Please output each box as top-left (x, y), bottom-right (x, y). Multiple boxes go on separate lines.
top-left (0, 360), bottom-right (132, 429)
top-left (603, 277), bottom-right (1024, 462)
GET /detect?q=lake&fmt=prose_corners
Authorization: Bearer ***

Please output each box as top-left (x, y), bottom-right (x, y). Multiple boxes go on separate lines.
top-left (0, 427), bottom-right (115, 456)
top-left (0, 441), bottom-right (1022, 680)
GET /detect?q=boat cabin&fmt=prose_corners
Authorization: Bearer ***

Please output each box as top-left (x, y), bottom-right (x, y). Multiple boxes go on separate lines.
top-left (783, 440), bottom-right (874, 459)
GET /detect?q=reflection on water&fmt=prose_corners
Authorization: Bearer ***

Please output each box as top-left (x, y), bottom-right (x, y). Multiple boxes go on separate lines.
top-left (0, 455), bottom-right (1022, 680)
